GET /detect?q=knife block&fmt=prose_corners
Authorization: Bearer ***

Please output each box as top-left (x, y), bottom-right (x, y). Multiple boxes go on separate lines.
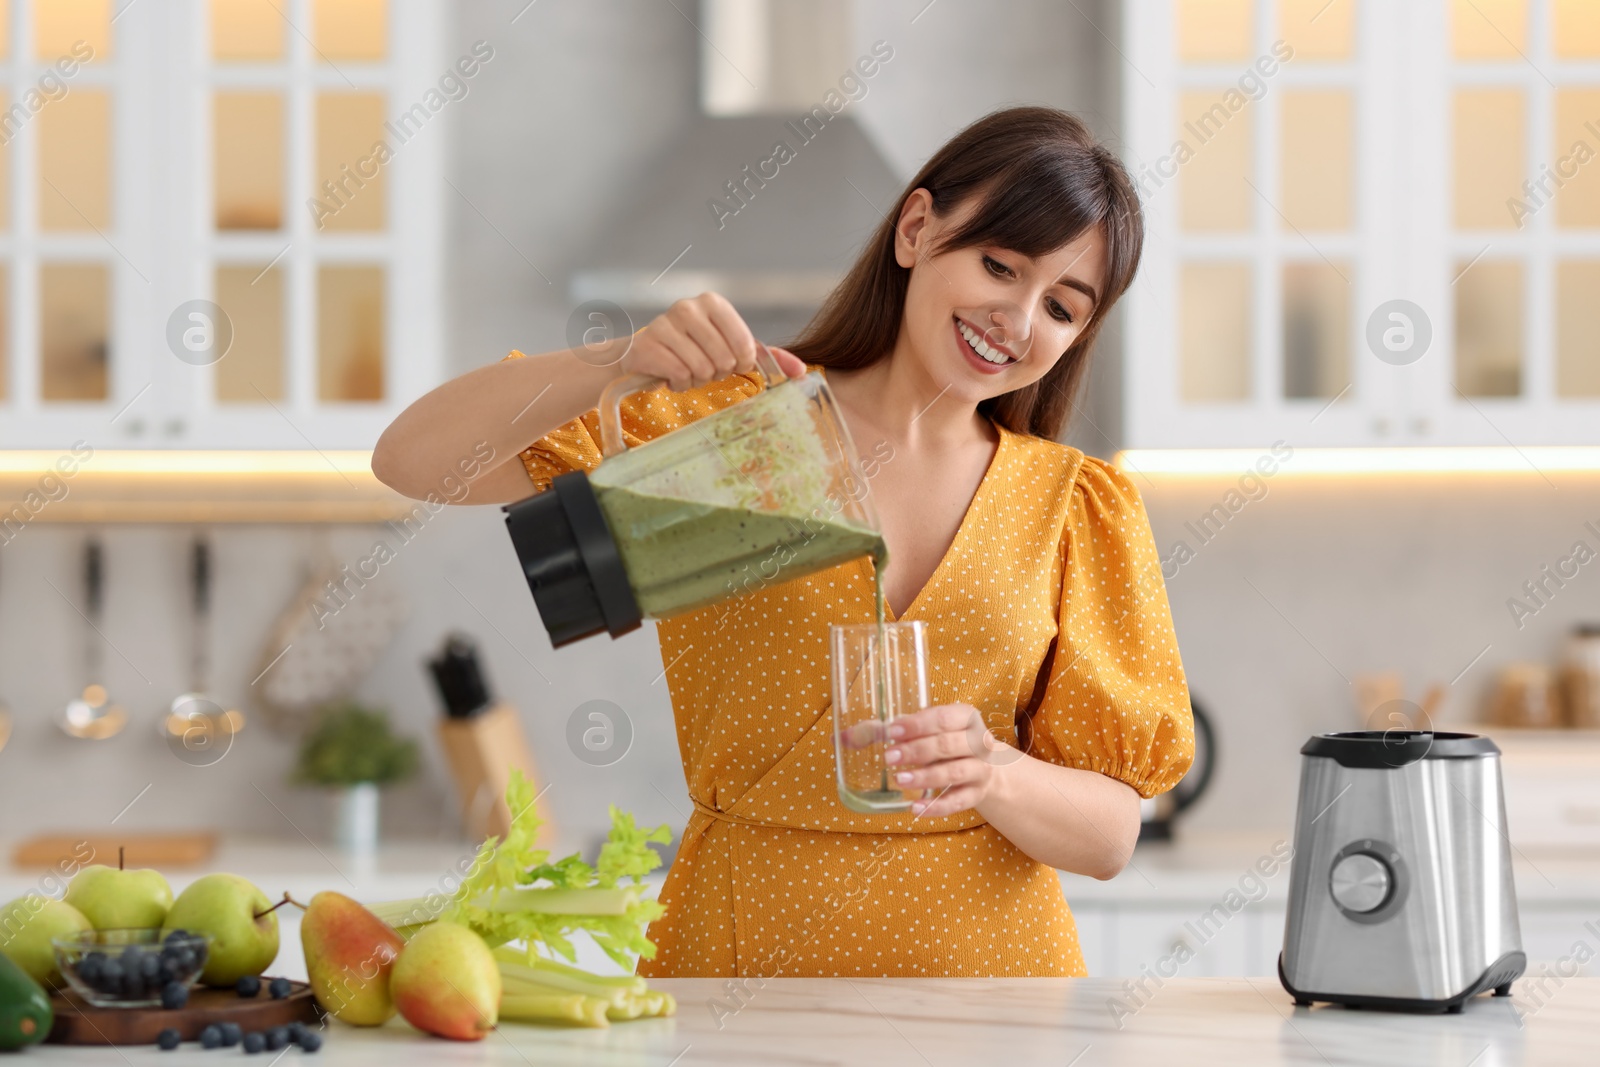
top-left (435, 702), bottom-right (551, 843)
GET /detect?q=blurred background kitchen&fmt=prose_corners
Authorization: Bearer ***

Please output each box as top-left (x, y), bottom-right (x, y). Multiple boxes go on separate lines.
top-left (2, 0), bottom-right (1599, 979)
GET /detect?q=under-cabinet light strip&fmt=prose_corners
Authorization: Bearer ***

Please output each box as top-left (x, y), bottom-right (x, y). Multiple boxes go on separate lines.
top-left (1115, 448), bottom-right (1600, 475)
top-left (0, 451), bottom-right (379, 476)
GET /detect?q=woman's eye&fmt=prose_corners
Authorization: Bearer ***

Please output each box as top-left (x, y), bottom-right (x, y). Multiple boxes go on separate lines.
top-left (982, 255), bottom-right (1012, 277)
top-left (1047, 298), bottom-right (1074, 324)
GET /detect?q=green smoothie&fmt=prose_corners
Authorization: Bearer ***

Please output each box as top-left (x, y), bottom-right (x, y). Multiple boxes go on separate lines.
top-left (593, 482), bottom-right (886, 619)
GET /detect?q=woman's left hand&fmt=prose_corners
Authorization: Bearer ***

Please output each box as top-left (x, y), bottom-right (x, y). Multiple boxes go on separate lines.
top-left (884, 703), bottom-right (1020, 818)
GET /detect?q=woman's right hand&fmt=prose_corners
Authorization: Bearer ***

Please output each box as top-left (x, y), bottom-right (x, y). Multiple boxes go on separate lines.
top-left (621, 292), bottom-right (805, 392)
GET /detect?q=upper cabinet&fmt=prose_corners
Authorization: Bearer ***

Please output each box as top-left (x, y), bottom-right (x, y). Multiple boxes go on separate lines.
top-left (1123, 0), bottom-right (1600, 448)
top-left (0, 0), bottom-right (443, 451)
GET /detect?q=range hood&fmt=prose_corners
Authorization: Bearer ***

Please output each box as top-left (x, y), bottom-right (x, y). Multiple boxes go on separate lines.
top-left (570, 0), bottom-right (902, 312)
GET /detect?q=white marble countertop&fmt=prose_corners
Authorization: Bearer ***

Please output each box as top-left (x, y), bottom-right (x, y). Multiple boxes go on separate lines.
top-left (21, 977), bottom-right (1595, 1065)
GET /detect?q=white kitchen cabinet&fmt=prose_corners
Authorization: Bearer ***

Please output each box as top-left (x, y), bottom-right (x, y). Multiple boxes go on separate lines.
top-left (1122, 0), bottom-right (1600, 449)
top-left (1070, 904), bottom-right (1111, 975)
top-left (1077, 900), bottom-right (1600, 980)
top-left (0, 0), bottom-right (444, 451)
top-left (1520, 910), bottom-right (1600, 977)
top-left (1075, 902), bottom-right (1274, 978)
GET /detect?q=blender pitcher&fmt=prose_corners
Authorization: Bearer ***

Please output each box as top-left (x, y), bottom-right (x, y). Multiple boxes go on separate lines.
top-left (504, 345), bottom-right (883, 647)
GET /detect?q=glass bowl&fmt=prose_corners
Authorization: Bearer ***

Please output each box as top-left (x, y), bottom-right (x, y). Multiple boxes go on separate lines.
top-left (51, 929), bottom-right (212, 1008)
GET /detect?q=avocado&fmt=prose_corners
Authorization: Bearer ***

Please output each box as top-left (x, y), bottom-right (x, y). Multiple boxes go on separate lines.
top-left (0, 950), bottom-right (52, 1050)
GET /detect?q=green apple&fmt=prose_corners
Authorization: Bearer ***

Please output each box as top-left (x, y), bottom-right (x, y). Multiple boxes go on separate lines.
top-left (0, 896), bottom-right (91, 988)
top-left (63, 865), bottom-right (172, 930)
top-left (161, 874), bottom-right (279, 987)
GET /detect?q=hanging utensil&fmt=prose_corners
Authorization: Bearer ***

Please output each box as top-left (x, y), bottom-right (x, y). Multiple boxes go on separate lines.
top-left (60, 538), bottom-right (128, 740)
top-left (163, 534), bottom-right (243, 759)
top-left (255, 527), bottom-right (407, 736)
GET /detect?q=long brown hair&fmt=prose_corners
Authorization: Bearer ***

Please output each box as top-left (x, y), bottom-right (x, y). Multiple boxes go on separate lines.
top-left (788, 106), bottom-right (1144, 440)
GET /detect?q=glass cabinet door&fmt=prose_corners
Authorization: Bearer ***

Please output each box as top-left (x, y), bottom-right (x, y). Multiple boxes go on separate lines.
top-left (1421, 0), bottom-right (1600, 445)
top-left (1126, 0), bottom-right (1382, 449)
top-left (0, 0), bottom-right (136, 448)
top-left (1125, 0), bottom-right (1600, 448)
top-left (0, 0), bottom-right (441, 451)
top-left (176, 0), bottom-right (439, 450)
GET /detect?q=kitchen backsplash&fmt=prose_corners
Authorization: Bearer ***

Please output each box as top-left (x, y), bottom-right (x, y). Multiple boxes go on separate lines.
top-left (1, 470), bottom-right (1596, 849)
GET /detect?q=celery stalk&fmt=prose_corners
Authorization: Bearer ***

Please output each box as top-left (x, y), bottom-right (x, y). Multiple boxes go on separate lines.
top-left (500, 992), bottom-right (611, 1028)
top-left (606, 994), bottom-right (647, 1021)
top-left (368, 886), bottom-right (640, 928)
top-left (499, 965), bottom-right (630, 1005)
top-left (475, 886), bottom-right (640, 916)
top-left (500, 974), bottom-right (614, 999)
top-left (491, 945), bottom-right (647, 993)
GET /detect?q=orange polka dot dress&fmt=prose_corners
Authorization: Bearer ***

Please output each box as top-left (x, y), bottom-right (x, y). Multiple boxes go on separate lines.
top-left (506, 352), bottom-right (1195, 978)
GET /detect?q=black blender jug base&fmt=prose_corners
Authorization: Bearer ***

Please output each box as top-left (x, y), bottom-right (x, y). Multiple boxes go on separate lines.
top-left (503, 471), bottom-right (642, 647)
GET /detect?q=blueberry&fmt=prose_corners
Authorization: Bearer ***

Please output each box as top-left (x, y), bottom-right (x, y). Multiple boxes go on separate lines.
top-left (156, 1028), bottom-right (181, 1050)
top-left (141, 953), bottom-right (162, 980)
top-left (268, 976), bottom-right (292, 999)
top-left (78, 956), bottom-right (103, 983)
top-left (85, 950), bottom-right (107, 968)
top-left (298, 1029), bottom-right (323, 1052)
top-left (242, 1031), bottom-right (265, 1054)
top-left (199, 1024), bottom-right (222, 1049)
top-left (265, 1026), bottom-right (289, 1050)
top-left (158, 956), bottom-right (183, 982)
top-left (235, 974), bottom-right (261, 997)
top-left (219, 1021), bottom-right (242, 1047)
top-left (163, 928), bottom-right (190, 943)
top-left (160, 980), bottom-right (188, 1009)
top-left (121, 972), bottom-right (146, 999)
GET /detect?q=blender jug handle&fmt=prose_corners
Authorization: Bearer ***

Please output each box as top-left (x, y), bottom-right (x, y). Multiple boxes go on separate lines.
top-left (597, 342), bottom-right (788, 458)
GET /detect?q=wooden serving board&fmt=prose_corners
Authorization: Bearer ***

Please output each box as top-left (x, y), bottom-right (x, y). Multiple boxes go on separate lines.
top-left (47, 981), bottom-right (321, 1045)
top-left (12, 832), bottom-right (218, 868)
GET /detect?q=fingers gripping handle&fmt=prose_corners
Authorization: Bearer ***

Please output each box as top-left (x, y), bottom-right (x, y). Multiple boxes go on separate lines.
top-left (597, 341), bottom-right (787, 459)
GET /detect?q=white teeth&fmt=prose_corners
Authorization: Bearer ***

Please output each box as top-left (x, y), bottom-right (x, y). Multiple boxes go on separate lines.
top-left (957, 319), bottom-right (1010, 365)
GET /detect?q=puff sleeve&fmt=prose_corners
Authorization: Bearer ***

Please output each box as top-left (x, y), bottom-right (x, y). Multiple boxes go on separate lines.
top-left (1025, 454), bottom-right (1195, 799)
top-left (500, 350), bottom-right (764, 493)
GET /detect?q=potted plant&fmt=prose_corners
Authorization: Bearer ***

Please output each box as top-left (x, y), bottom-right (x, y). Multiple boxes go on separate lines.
top-left (293, 701), bottom-right (419, 854)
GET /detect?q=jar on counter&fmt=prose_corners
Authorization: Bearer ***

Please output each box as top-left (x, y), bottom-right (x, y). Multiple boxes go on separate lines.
top-left (1560, 624), bottom-right (1600, 728)
top-left (1488, 662), bottom-right (1562, 728)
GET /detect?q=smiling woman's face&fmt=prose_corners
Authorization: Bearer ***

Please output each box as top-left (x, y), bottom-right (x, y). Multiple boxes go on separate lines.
top-left (892, 187), bottom-right (1108, 406)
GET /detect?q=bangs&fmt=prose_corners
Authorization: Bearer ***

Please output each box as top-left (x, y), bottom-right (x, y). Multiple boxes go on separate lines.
top-left (933, 152), bottom-right (1111, 261)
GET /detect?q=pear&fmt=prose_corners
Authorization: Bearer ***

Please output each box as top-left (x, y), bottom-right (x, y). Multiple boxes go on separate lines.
top-left (161, 874), bottom-right (279, 987)
top-left (390, 922), bottom-right (499, 1040)
top-left (63, 864), bottom-right (172, 930)
top-left (0, 896), bottom-right (91, 989)
top-left (299, 892), bottom-right (404, 1026)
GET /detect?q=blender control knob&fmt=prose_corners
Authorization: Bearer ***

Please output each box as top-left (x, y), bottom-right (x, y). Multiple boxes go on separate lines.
top-left (1329, 852), bottom-right (1392, 914)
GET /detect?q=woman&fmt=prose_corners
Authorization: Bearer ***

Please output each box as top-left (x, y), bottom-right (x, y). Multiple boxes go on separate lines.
top-left (373, 106), bottom-right (1194, 977)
